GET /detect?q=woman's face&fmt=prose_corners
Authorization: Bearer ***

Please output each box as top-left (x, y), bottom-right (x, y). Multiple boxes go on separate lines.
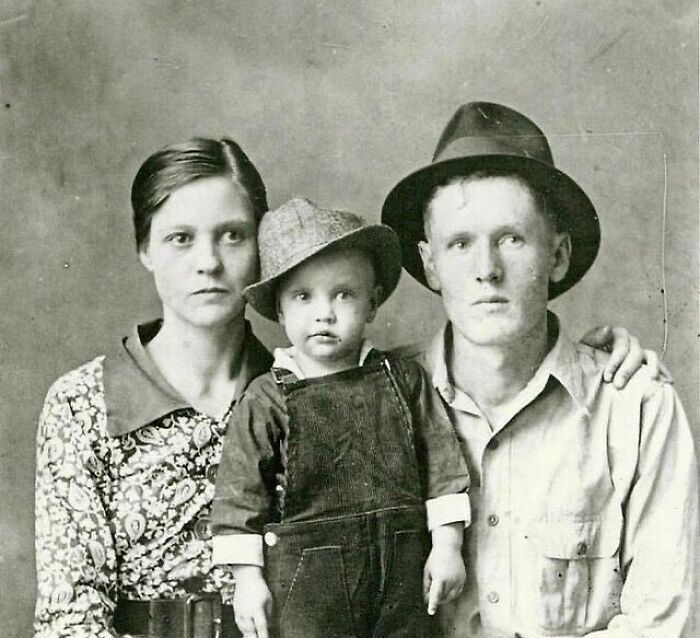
top-left (139, 176), bottom-right (259, 330)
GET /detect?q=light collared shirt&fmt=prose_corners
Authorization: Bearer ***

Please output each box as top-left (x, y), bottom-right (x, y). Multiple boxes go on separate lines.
top-left (404, 316), bottom-right (697, 638)
top-left (212, 340), bottom-right (471, 567)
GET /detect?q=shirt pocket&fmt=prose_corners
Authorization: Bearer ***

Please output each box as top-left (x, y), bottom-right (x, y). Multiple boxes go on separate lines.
top-left (524, 508), bottom-right (623, 633)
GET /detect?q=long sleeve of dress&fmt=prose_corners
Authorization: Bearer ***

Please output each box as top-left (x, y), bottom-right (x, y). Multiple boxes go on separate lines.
top-left (34, 375), bottom-right (119, 638)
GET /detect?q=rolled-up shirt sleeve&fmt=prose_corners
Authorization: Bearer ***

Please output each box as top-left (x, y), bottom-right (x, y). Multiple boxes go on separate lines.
top-left (589, 381), bottom-right (698, 637)
top-left (35, 379), bottom-right (119, 638)
top-left (211, 375), bottom-right (286, 567)
top-left (397, 357), bottom-right (471, 527)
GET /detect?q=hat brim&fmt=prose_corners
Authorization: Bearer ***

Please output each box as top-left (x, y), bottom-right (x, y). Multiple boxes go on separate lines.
top-left (381, 154), bottom-right (600, 298)
top-left (245, 224), bottom-right (403, 321)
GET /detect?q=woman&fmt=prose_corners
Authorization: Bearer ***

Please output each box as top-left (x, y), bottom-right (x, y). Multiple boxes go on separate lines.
top-left (34, 138), bottom-right (272, 638)
top-left (34, 136), bottom-right (654, 638)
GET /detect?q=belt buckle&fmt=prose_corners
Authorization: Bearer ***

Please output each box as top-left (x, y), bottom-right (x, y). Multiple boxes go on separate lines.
top-left (186, 593), bottom-right (223, 638)
top-left (148, 594), bottom-right (222, 638)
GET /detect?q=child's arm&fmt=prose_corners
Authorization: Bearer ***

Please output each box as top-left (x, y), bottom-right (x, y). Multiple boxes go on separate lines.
top-left (210, 376), bottom-right (287, 636)
top-left (231, 565), bottom-right (273, 638)
top-left (424, 522), bottom-right (466, 615)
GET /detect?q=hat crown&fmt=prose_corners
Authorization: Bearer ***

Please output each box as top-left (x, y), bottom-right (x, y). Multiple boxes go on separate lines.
top-left (433, 101), bottom-right (553, 166)
top-left (257, 198), bottom-right (367, 281)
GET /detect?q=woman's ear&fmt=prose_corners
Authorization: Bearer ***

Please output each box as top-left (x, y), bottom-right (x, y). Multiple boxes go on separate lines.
top-left (549, 232), bottom-right (572, 284)
top-left (138, 245), bottom-right (153, 272)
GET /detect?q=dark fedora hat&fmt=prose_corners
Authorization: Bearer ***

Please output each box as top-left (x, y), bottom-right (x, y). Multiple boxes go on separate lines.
top-left (381, 102), bottom-right (600, 298)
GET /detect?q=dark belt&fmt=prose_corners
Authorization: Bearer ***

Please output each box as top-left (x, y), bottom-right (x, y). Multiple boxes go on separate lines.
top-left (114, 594), bottom-right (238, 638)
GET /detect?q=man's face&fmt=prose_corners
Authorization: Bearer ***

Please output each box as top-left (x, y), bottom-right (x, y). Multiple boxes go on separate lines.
top-left (418, 176), bottom-right (571, 347)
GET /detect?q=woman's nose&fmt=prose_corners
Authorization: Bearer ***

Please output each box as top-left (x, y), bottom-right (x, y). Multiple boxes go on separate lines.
top-left (194, 240), bottom-right (222, 274)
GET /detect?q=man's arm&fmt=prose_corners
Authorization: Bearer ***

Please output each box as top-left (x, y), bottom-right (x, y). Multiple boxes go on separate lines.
top-left (590, 381), bottom-right (697, 637)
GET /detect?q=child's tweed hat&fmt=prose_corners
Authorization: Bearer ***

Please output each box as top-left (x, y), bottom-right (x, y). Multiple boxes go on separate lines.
top-left (245, 197), bottom-right (402, 320)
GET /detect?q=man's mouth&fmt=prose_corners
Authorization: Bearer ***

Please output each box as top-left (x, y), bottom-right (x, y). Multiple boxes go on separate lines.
top-left (473, 295), bottom-right (508, 305)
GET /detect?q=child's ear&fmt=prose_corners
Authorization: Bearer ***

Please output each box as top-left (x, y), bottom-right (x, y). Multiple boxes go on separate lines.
top-left (366, 285), bottom-right (382, 323)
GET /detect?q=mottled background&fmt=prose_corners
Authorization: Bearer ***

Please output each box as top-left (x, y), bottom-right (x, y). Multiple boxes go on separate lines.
top-left (1, 1), bottom-right (697, 635)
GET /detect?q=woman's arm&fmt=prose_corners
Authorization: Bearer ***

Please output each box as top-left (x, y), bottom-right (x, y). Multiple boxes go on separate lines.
top-left (579, 325), bottom-right (669, 388)
top-left (34, 376), bottom-right (119, 638)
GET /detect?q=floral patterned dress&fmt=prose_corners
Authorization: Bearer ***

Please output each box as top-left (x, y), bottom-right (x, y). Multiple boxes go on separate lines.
top-left (34, 322), bottom-right (271, 638)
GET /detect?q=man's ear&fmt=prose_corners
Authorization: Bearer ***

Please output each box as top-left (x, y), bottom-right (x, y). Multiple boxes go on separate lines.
top-left (139, 245), bottom-right (153, 272)
top-left (417, 240), bottom-right (442, 292)
top-left (549, 232), bottom-right (572, 284)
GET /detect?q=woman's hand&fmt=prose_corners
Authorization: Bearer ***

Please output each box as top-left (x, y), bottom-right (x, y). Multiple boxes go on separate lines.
top-left (424, 523), bottom-right (466, 615)
top-left (580, 325), bottom-right (671, 389)
top-left (231, 565), bottom-right (273, 638)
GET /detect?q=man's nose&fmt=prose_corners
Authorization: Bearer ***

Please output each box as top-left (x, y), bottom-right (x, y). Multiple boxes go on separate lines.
top-left (474, 241), bottom-right (502, 283)
top-left (194, 240), bottom-right (222, 274)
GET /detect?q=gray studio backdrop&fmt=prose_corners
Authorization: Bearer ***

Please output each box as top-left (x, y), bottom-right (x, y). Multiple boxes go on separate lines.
top-left (1, 1), bottom-right (697, 636)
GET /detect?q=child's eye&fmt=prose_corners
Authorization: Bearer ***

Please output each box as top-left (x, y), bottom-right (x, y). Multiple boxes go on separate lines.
top-left (294, 292), bottom-right (309, 302)
top-left (167, 232), bottom-right (191, 246)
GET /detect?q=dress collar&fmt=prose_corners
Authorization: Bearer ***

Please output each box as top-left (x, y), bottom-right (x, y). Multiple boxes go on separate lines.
top-left (103, 320), bottom-right (272, 436)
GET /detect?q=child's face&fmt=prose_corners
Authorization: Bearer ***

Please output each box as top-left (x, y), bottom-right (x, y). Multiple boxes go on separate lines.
top-left (278, 248), bottom-right (381, 373)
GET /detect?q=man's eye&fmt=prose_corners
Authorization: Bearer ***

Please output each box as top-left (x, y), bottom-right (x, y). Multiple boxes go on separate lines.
top-left (449, 239), bottom-right (468, 250)
top-left (337, 290), bottom-right (353, 300)
top-left (500, 234), bottom-right (523, 246)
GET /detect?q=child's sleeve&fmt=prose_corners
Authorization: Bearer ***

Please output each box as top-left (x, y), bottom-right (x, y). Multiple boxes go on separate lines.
top-left (211, 375), bottom-right (286, 567)
top-left (399, 358), bottom-right (472, 530)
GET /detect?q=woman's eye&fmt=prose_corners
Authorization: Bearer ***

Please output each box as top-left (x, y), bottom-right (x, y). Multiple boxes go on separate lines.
top-left (222, 230), bottom-right (244, 244)
top-left (168, 233), bottom-right (191, 245)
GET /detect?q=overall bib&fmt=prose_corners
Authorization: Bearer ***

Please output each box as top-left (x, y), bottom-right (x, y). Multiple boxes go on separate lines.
top-left (264, 354), bottom-right (438, 638)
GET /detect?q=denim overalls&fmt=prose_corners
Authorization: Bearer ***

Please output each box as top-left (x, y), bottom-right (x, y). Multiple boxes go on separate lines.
top-left (263, 353), bottom-right (439, 638)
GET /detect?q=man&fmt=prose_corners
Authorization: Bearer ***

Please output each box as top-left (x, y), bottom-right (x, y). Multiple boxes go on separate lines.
top-left (382, 102), bottom-right (697, 637)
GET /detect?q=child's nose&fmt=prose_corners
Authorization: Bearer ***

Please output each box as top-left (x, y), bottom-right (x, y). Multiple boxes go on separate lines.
top-left (314, 298), bottom-right (336, 323)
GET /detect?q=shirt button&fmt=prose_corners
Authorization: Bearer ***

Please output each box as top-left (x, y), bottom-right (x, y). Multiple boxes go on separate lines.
top-left (264, 532), bottom-right (278, 547)
top-left (275, 484), bottom-right (285, 494)
top-left (486, 514), bottom-right (499, 527)
top-left (486, 438), bottom-right (499, 451)
top-left (487, 591), bottom-right (500, 604)
top-left (576, 541), bottom-right (588, 557)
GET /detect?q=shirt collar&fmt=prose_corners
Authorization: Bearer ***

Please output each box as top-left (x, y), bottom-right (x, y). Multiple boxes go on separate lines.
top-left (272, 339), bottom-right (375, 379)
top-left (425, 312), bottom-right (588, 412)
top-left (103, 319), bottom-right (272, 436)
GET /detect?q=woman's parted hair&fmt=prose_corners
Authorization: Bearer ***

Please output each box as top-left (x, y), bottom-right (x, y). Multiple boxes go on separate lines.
top-left (131, 137), bottom-right (268, 250)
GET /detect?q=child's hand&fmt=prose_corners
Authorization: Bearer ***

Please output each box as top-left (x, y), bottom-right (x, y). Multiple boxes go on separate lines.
top-left (423, 544), bottom-right (466, 615)
top-left (231, 565), bottom-right (273, 638)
